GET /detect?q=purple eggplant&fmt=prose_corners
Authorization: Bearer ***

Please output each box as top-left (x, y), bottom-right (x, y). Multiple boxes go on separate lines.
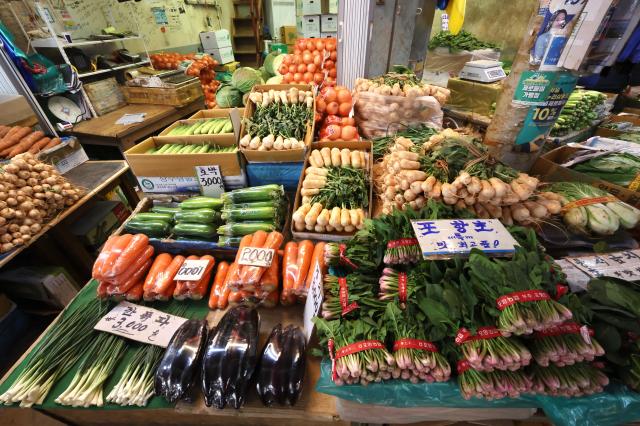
top-left (202, 305), bottom-right (259, 409)
top-left (154, 319), bottom-right (207, 403)
top-left (256, 324), bottom-right (284, 406)
top-left (285, 325), bottom-right (306, 406)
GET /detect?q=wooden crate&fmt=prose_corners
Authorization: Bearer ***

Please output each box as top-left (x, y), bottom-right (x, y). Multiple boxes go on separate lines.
top-left (84, 78), bottom-right (126, 116)
top-left (122, 80), bottom-right (203, 107)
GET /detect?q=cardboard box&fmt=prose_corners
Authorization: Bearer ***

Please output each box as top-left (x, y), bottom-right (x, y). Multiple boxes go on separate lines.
top-left (189, 107), bottom-right (245, 120)
top-left (320, 32), bottom-right (337, 39)
top-left (320, 14), bottom-right (337, 32)
top-left (69, 200), bottom-right (129, 250)
top-left (214, 61), bottom-right (240, 73)
top-left (529, 145), bottom-right (640, 209)
top-left (297, 15), bottom-right (321, 37)
top-left (299, 0), bottom-right (322, 14)
top-left (206, 46), bottom-right (235, 64)
top-left (594, 114), bottom-right (640, 138)
top-left (200, 30), bottom-right (232, 50)
top-left (240, 84), bottom-right (315, 163)
top-left (0, 95), bottom-right (33, 126)
top-left (280, 25), bottom-right (298, 45)
top-left (0, 266), bottom-right (78, 308)
top-left (291, 141), bottom-right (373, 241)
top-left (38, 136), bottom-right (88, 174)
top-left (328, 0), bottom-right (338, 14)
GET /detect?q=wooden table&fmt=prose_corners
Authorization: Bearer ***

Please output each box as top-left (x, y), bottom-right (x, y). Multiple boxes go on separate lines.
top-left (0, 161), bottom-right (138, 278)
top-left (66, 100), bottom-right (204, 155)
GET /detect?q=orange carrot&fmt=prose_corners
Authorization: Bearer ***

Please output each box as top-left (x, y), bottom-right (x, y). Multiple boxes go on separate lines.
top-left (293, 240), bottom-right (314, 294)
top-left (173, 255), bottom-right (199, 299)
top-left (96, 281), bottom-right (108, 299)
top-left (125, 281), bottom-right (144, 301)
top-left (242, 231), bottom-right (284, 285)
top-left (228, 289), bottom-right (252, 305)
top-left (258, 252), bottom-right (280, 293)
top-left (218, 262), bottom-right (238, 309)
top-left (143, 253), bottom-right (172, 297)
top-left (229, 233), bottom-right (255, 289)
top-left (109, 256), bottom-right (153, 295)
top-left (28, 137), bottom-right (51, 154)
top-left (209, 261), bottom-right (229, 309)
top-left (186, 255), bottom-right (216, 290)
top-left (304, 241), bottom-right (326, 294)
top-left (282, 241), bottom-right (298, 300)
top-left (152, 255), bottom-right (185, 296)
top-left (98, 234), bottom-right (133, 278)
top-left (109, 234), bottom-right (149, 277)
top-left (44, 137), bottom-right (61, 149)
top-left (110, 245), bottom-right (154, 285)
top-left (0, 125), bottom-right (10, 138)
top-left (235, 230), bottom-right (269, 283)
top-left (92, 236), bottom-right (119, 279)
top-left (190, 269), bottom-right (213, 300)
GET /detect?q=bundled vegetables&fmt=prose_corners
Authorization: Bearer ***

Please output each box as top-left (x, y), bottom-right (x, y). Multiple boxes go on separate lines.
top-left (530, 323), bottom-right (605, 367)
top-left (551, 90), bottom-right (607, 136)
top-left (165, 118), bottom-right (233, 136)
top-left (316, 86), bottom-right (360, 141)
top-left (0, 153), bottom-right (83, 252)
top-left (549, 182), bottom-right (640, 235)
top-left (218, 185), bottom-right (286, 238)
top-left (570, 151), bottom-right (640, 188)
top-left (0, 125), bottom-right (61, 158)
top-left (372, 124), bottom-right (438, 159)
top-left (530, 363), bottom-right (609, 396)
top-left (458, 364), bottom-right (532, 400)
top-left (240, 88), bottom-right (313, 151)
top-left (428, 30), bottom-right (499, 52)
top-left (292, 147), bottom-right (369, 234)
top-left (107, 343), bottom-right (164, 407)
top-left (281, 240), bottom-right (326, 304)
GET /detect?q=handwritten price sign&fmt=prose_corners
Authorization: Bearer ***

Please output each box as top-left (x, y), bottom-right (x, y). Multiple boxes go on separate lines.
top-left (173, 259), bottom-right (211, 281)
top-left (303, 262), bottom-right (323, 342)
top-left (237, 246), bottom-right (275, 268)
top-left (195, 165), bottom-right (224, 197)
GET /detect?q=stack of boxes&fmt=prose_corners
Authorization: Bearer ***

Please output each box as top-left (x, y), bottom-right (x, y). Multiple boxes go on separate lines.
top-left (296, 0), bottom-right (338, 39)
top-left (200, 29), bottom-right (235, 65)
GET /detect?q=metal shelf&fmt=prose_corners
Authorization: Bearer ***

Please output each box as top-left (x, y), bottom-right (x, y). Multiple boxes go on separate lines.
top-left (78, 59), bottom-right (149, 78)
top-left (31, 35), bottom-right (141, 49)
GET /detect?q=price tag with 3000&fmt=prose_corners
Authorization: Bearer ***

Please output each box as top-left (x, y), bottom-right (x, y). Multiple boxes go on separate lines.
top-left (195, 165), bottom-right (224, 197)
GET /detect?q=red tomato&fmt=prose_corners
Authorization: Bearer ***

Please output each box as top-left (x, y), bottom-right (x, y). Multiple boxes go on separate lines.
top-left (341, 125), bottom-right (358, 140)
top-left (289, 65), bottom-right (297, 74)
top-left (305, 40), bottom-right (315, 51)
top-left (324, 60), bottom-right (335, 69)
top-left (293, 72), bottom-right (303, 82)
top-left (315, 39), bottom-right (325, 51)
top-left (341, 117), bottom-right (356, 126)
top-left (297, 64), bottom-right (307, 73)
top-left (324, 114), bottom-right (341, 125)
top-left (338, 102), bottom-right (351, 116)
top-left (297, 39), bottom-right (306, 50)
top-left (294, 48), bottom-right (302, 56)
top-left (337, 89), bottom-right (351, 104)
top-left (329, 68), bottom-right (337, 78)
top-left (330, 51), bottom-right (337, 61)
top-left (326, 41), bottom-right (337, 51)
top-left (326, 101), bottom-right (339, 115)
top-left (307, 63), bottom-right (317, 73)
top-left (326, 124), bottom-right (341, 140)
top-left (316, 98), bottom-right (326, 112)
top-left (302, 49), bottom-right (312, 57)
top-left (323, 87), bottom-right (337, 102)
top-left (303, 72), bottom-right (313, 83)
top-left (313, 72), bottom-right (324, 84)
top-left (293, 55), bottom-right (302, 65)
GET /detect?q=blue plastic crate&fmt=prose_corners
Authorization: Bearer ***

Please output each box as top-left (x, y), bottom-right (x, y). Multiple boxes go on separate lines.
top-left (246, 161), bottom-right (303, 192)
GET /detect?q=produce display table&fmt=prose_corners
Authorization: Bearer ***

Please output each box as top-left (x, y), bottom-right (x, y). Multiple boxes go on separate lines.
top-left (65, 100), bottom-right (204, 155)
top-left (0, 161), bottom-right (138, 276)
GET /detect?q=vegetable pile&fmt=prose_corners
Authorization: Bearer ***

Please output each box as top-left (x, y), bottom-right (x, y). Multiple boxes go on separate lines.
top-left (164, 118), bottom-right (233, 136)
top-left (428, 30), bottom-right (499, 52)
top-left (551, 90), bottom-right (607, 136)
top-left (292, 147), bottom-right (369, 234)
top-left (144, 144), bottom-right (236, 155)
top-left (570, 151), bottom-right (640, 188)
top-left (282, 240), bottom-right (325, 305)
top-left (0, 126), bottom-right (61, 158)
top-left (0, 153), bottom-right (83, 253)
top-left (316, 86), bottom-right (360, 141)
top-left (240, 88), bottom-right (314, 151)
top-left (278, 37), bottom-right (337, 87)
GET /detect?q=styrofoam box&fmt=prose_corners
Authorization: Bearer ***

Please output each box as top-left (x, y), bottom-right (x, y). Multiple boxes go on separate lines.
top-left (320, 14), bottom-right (337, 32)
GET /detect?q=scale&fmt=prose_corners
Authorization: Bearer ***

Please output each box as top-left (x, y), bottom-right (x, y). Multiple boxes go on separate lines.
top-left (459, 60), bottom-right (506, 83)
top-left (46, 96), bottom-right (83, 124)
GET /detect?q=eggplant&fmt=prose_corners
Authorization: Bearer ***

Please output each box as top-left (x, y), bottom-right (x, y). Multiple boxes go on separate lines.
top-left (256, 324), bottom-right (285, 406)
top-left (202, 305), bottom-right (260, 409)
top-left (285, 325), bottom-right (307, 406)
top-left (154, 319), bottom-right (208, 403)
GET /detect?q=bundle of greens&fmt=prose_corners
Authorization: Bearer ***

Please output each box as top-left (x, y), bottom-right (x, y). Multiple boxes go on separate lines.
top-left (529, 363), bottom-right (609, 396)
top-left (428, 30), bottom-right (499, 52)
top-left (529, 324), bottom-right (605, 367)
top-left (458, 365), bottom-right (532, 400)
top-left (549, 182), bottom-right (640, 235)
top-left (106, 344), bottom-right (164, 406)
top-left (551, 90), bottom-right (606, 136)
top-left (324, 220), bottom-right (385, 272)
top-left (322, 273), bottom-right (386, 319)
top-left (571, 152), bottom-right (640, 187)
top-left (372, 124), bottom-right (438, 159)
top-left (619, 132), bottom-right (640, 144)
top-left (457, 329), bottom-right (532, 372)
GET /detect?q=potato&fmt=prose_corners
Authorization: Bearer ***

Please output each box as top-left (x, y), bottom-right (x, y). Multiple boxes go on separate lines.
top-left (1, 243), bottom-right (14, 253)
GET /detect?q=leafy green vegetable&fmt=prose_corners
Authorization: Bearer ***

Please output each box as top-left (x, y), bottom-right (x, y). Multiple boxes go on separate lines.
top-left (231, 67), bottom-right (262, 93)
top-left (215, 85), bottom-right (243, 107)
top-left (572, 152), bottom-right (640, 187)
top-left (429, 30), bottom-right (499, 52)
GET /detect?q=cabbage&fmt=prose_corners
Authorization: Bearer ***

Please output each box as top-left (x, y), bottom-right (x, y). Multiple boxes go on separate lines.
top-left (266, 75), bottom-right (283, 84)
top-left (216, 85), bottom-right (243, 108)
top-left (263, 52), bottom-right (279, 75)
top-left (258, 66), bottom-right (270, 81)
top-left (231, 67), bottom-right (262, 93)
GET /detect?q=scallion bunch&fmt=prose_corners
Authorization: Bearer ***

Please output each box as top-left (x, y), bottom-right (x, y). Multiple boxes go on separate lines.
top-left (530, 363), bottom-right (608, 396)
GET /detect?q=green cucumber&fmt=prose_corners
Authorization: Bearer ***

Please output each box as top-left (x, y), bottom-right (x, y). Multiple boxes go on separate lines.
top-left (193, 120), bottom-right (208, 135)
top-left (196, 144), bottom-right (209, 153)
top-left (150, 205), bottom-right (180, 215)
top-left (180, 196), bottom-right (224, 211)
top-left (133, 212), bottom-right (174, 223)
top-left (156, 144), bottom-right (172, 154)
top-left (210, 119), bottom-right (226, 134)
top-left (173, 222), bottom-right (217, 238)
top-left (221, 120), bottom-right (233, 133)
top-left (124, 219), bottom-right (171, 237)
top-left (176, 145), bottom-right (191, 154)
top-left (166, 144), bottom-right (182, 154)
top-left (175, 208), bottom-right (219, 223)
top-left (145, 147), bottom-right (157, 154)
top-left (199, 119), bottom-right (218, 134)
top-left (185, 122), bottom-right (200, 135)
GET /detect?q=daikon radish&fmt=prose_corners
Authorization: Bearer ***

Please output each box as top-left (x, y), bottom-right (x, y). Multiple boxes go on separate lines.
top-left (317, 208), bottom-right (331, 226)
top-left (524, 200), bottom-right (548, 218)
top-left (305, 203), bottom-right (323, 226)
top-left (293, 204), bottom-right (312, 223)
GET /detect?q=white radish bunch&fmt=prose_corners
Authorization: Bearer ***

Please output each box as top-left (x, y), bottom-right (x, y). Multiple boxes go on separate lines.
top-left (239, 133), bottom-right (304, 151)
top-left (460, 192), bottom-right (562, 225)
top-left (308, 147), bottom-right (368, 169)
top-left (353, 78), bottom-right (450, 106)
top-left (293, 203), bottom-right (366, 233)
top-left (248, 88), bottom-right (314, 108)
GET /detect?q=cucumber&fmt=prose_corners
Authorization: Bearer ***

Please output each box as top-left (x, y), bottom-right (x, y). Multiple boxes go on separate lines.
top-left (193, 121), bottom-right (207, 135)
top-left (145, 147), bottom-right (157, 154)
top-left (187, 144), bottom-right (201, 154)
top-left (151, 205), bottom-right (180, 215)
top-left (173, 222), bottom-right (217, 238)
top-left (195, 144), bottom-right (209, 153)
top-left (166, 144), bottom-right (182, 154)
top-left (221, 120), bottom-right (233, 133)
top-left (156, 144), bottom-right (172, 154)
top-left (185, 122), bottom-right (200, 135)
top-left (210, 119), bottom-right (226, 134)
top-left (124, 219), bottom-right (171, 237)
top-left (176, 145), bottom-right (191, 154)
top-left (199, 119), bottom-right (218, 134)
top-left (180, 196), bottom-right (224, 211)
top-left (133, 212), bottom-right (174, 223)
top-left (175, 208), bottom-right (219, 223)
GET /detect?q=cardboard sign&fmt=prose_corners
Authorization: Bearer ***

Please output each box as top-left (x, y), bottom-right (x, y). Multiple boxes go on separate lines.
top-left (565, 249), bottom-right (640, 281)
top-left (303, 262), bottom-right (323, 342)
top-left (195, 165), bottom-right (225, 197)
top-left (237, 247), bottom-right (275, 268)
top-left (554, 259), bottom-right (590, 292)
top-left (410, 219), bottom-right (517, 258)
top-left (173, 259), bottom-right (211, 281)
top-left (94, 302), bottom-right (187, 347)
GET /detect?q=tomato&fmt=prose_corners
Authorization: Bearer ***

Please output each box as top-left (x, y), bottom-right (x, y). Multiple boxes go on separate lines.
top-left (330, 51), bottom-right (337, 61)
top-left (326, 124), bottom-right (341, 140)
top-left (313, 72), bottom-right (324, 84)
top-left (303, 72), bottom-right (313, 83)
top-left (289, 65), bottom-right (297, 74)
top-left (316, 98), bottom-right (326, 112)
top-left (283, 55), bottom-right (292, 65)
top-left (307, 63), bottom-right (317, 73)
top-left (297, 64), bottom-right (307, 73)
top-left (328, 68), bottom-right (337, 78)
top-left (341, 125), bottom-right (358, 141)
top-left (326, 101), bottom-right (339, 115)
top-left (341, 117), bottom-right (356, 126)
top-left (302, 53), bottom-right (312, 64)
top-left (313, 55), bottom-right (322, 66)
top-left (323, 87), bottom-right (337, 102)
top-left (283, 73), bottom-right (293, 83)
top-left (305, 40), bottom-right (315, 51)
top-left (324, 60), bottom-right (335, 69)
top-left (338, 102), bottom-right (351, 116)
top-left (279, 64), bottom-right (289, 75)
top-left (315, 39), bottom-right (325, 51)
top-left (293, 72), bottom-right (303, 83)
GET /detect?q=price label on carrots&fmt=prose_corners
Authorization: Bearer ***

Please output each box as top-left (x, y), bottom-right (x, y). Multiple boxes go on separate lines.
top-left (410, 219), bottom-right (518, 258)
top-left (238, 246), bottom-right (275, 268)
top-left (195, 165), bottom-right (225, 197)
top-left (303, 262), bottom-right (323, 342)
top-left (94, 302), bottom-right (187, 347)
top-left (173, 259), bottom-right (211, 281)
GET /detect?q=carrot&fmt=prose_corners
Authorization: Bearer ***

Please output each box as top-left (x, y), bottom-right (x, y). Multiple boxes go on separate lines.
top-left (0, 127), bottom-right (29, 151)
top-left (293, 240), bottom-right (314, 294)
top-left (8, 130), bottom-right (45, 157)
top-left (158, 280), bottom-right (177, 301)
top-left (92, 235), bottom-right (119, 279)
top-left (241, 231), bottom-right (284, 286)
top-left (235, 230), bottom-right (269, 283)
top-left (44, 137), bottom-right (61, 150)
top-left (143, 253), bottom-right (172, 296)
top-left (282, 241), bottom-right (298, 299)
top-left (96, 281), bottom-right (108, 299)
top-left (0, 125), bottom-right (10, 138)
top-left (186, 255), bottom-right (215, 290)
top-left (209, 261), bottom-right (229, 309)
top-left (218, 262), bottom-right (238, 309)
top-left (228, 289), bottom-right (251, 305)
top-left (109, 245), bottom-right (154, 285)
top-left (109, 234), bottom-right (149, 277)
top-left (304, 241), bottom-right (326, 293)
top-left (280, 290), bottom-right (296, 306)
top-left (28, 137), bottom-right (51, 154)
top-left (125, 281), bottom-right (144, 301)
top-left (152, 254), bottom-right (185, 297)
top-left (229, 234), bottom-right (255, 289)
top-left (190, 269), bottom-right (213, 300)
top-left (109, 256), bottom-right (153, 295)
top-left (97, 234), bottom-right (133, 279)
top-left (173, 255), bottom-right (198, 299)
top-left (258, 252), bottom-right (279, 293)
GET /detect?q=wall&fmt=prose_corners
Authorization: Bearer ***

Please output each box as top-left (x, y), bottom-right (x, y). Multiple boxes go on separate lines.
top-left (430, 0), bottom-right (538, 63)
